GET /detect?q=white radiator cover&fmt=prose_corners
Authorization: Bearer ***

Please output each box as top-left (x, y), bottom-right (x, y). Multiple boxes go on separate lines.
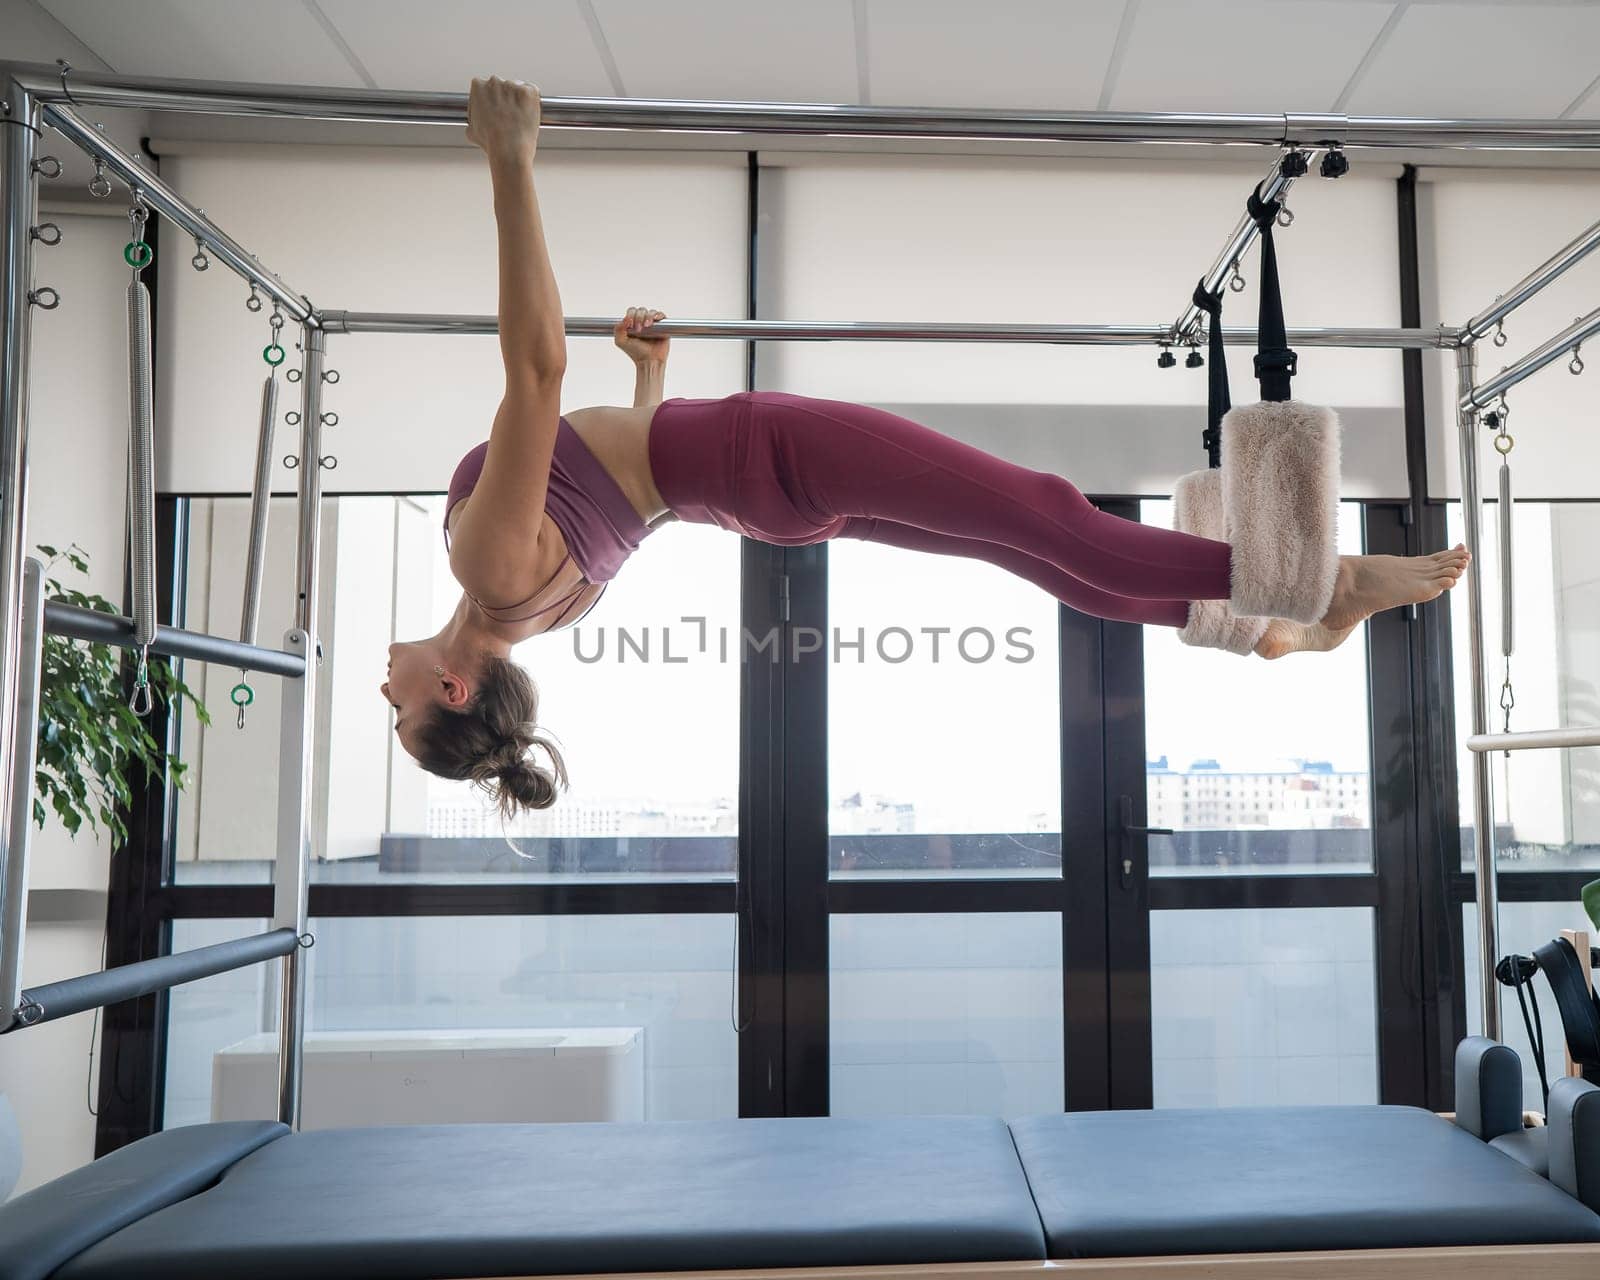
top-left (211, 1028), bottom-right (644, 1128)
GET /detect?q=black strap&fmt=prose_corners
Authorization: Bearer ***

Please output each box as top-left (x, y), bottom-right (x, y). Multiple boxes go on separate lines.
top-left (1192, 281), bottom-right (1229, 469)
top-left (1535, 937), bottom-right (1600, 1084)
top-left (1246, 187), bottom-right (1298, 403)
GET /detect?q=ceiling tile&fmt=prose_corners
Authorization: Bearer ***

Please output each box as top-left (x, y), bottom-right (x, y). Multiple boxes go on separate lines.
top-left (1350, 2), bottom-right (1600, 117)
top-left (590, 0), bottom-right (859, 103)
top-left (865, 0), bottom-right (1125, 110)
top-left (39, 0), bottom-right (365, 85)
top-left (1, 0), bottom-right (113, 69)
top-left (316, 0), bottom-right (616, 95)
top-left (1111, 0), bottom-right (1396, 113)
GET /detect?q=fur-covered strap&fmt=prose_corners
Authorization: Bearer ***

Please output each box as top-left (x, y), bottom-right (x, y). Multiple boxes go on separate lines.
top-left (1220, 401), bottom-right (1342, 624)
top-left (1173, 469), bottom-right (1267, 657)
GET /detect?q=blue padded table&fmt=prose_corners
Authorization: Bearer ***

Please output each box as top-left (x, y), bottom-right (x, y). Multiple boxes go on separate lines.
top-left (1009, 1105), bottom-right (1600, 1258)
top-left (34, 1116), bottom-right (1047, 1280)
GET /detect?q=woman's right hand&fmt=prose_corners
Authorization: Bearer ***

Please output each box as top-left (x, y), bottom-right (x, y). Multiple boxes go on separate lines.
top-left (614, 307), bottom-right (670, 364)
top-left (465, 76), bottom-right (542, 163)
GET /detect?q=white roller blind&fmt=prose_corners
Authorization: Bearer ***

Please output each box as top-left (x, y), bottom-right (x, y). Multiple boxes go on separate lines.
top-left (1418, 168), bottom-right (1600, 500)
top-left (155, 145), bottom-right (748, 493)
top-left (759, 155), bottom-right (1409, 497)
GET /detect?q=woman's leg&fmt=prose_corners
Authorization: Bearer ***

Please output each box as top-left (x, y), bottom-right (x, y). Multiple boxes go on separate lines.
top-left (836, 516), bottom-right (1191, 628)
top-left (762, 394), bottom-right (1232, 603)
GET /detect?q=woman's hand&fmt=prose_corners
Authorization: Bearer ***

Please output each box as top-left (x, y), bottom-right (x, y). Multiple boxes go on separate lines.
top-left (614, 307), bottom-right (670, 365)
top-left (465, 76), bottom-right (542, 163)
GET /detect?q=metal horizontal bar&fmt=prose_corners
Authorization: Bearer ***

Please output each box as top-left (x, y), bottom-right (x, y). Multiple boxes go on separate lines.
top-left (5, 927), bottom-right (296, 1030)
top-left (10, 64), bottom-right (1600, 149)
top-left (45, 601), bottom-right (307, 677)
top-left (1465, 214), bottom-right (1600, 342)
top-left (323, 311), bottom-right (1459, 349)
top-left (1467, 726), bottom-right (1600, 753)
top-left (39, 102), bottom-right (314, 324)
top-left (1464, 305), bottom-right (1600, 408)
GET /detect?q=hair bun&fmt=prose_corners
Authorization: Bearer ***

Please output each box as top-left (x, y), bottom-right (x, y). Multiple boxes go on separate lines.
top-left (497, 758), bottom-right (559, 811)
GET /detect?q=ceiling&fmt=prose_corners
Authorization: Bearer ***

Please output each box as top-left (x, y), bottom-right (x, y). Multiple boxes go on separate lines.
top-left (8, 0), bottom-right (1600, 116)
top-left (5, 0), bottom-right (1600, 170)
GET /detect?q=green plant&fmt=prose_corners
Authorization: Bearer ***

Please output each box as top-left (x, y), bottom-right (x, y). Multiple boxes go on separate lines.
top-left (34, 544), bottom-right (208, 843)
top-left (1583, 878), bottom-right (1600, 933)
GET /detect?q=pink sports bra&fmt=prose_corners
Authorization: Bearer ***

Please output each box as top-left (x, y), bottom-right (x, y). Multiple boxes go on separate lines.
top-left (443, 416), bottom-right (651, 628)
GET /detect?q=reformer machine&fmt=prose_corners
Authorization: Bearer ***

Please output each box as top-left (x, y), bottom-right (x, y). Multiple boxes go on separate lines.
top-left (5, 60), bottom-right (1600, 1280)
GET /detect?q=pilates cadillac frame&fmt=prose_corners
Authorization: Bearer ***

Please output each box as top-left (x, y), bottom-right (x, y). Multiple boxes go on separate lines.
top-left (3, 62), bottom-right (1600, 1126)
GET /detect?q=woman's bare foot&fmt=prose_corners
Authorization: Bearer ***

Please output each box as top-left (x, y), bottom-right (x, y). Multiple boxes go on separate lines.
top-left (1254, 618), bottom-right (1358, 660)
top-left (1318, 545), bottom-right (1471, 633)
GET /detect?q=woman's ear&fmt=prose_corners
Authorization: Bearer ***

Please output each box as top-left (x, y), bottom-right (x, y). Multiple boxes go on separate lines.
top-left (439, 669), bottom-right (472, 708)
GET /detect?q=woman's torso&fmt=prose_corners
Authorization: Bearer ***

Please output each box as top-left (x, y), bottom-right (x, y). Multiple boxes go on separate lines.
top-left (446, 403), bottom-right (674, 640)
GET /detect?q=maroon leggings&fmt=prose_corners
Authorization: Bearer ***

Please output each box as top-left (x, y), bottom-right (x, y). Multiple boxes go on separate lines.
top-left (647, 392), bottom-right (1232, 627)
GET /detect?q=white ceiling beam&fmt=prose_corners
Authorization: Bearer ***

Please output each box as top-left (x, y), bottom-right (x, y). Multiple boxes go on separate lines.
top-left (1331, 1), bottom-right (1407, 114)
top-left (302, 0), bottom-right (377, 90)
top-left (1098, 0), bottom-right (1141, 112)
top-left (576, 0), bottom-right (627, 98)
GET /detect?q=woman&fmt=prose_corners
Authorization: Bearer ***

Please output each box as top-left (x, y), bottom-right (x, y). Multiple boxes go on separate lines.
top-left (382, 77), bottom-right (1469, 814)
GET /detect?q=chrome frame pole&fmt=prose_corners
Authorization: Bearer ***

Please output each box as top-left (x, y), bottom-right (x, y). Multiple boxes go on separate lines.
top-left (0, 559), bottom-right (44, 1028)
top-left (1464, 304), bottom-right (1600, 410)
top-left (273, 324), bottom-right (325, 1128)
top-left (1170, 153), bottom-right (1303, 346)
top-left (7, 65), bottom-right (1600, 150)
top-left (1464, 214), bottom-right (1600, 344)
top-left (0, 78), bottom-right (39, 1031)
top-left (1468, 726), bottom-right (1600, 754)
top-left (321, 311), bottom-right (1459, 349)
top-left (1455, 340), bottom-right (1501, 1041)
top-left (39, 102), bottom-right (314, 324)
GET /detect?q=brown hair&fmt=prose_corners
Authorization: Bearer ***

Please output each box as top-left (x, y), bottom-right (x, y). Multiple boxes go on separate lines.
top-left (412, 655), bottom-right (568, 818)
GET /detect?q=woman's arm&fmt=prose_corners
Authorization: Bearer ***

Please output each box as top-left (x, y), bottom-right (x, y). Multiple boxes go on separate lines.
top-left (450, 78), bottom-right (567, 601)
top-left (614, 306), bottom-right (670, 408)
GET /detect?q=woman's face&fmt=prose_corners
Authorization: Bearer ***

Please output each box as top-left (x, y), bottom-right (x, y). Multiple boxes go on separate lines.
top-left (381, 640), bottom-right (452, 759)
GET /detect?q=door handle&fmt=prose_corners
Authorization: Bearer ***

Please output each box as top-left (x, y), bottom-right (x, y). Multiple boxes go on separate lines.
top-left (1117, 795), bottom-right (1173, 890)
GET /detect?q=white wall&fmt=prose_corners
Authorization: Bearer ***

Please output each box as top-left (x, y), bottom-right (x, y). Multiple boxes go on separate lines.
top-left (0, 210), bottom-right (129, 1196)
top-left (1420, 168), bottom-right (1600, 500)
top-left (761, 154), bottom-right (1410, 498)
top-left (156, 144), bottom-right (748, 494)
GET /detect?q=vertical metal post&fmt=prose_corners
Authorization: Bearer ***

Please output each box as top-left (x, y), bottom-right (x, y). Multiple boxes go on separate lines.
top-left (0, 78), bottom-right (39, 1028)
top-left (273, 324), bottom-right (324, 1127)
top-left (1, 558), bottom-right (44, 1026)
top-left (1455, 339), bottom-right (1501, 1041)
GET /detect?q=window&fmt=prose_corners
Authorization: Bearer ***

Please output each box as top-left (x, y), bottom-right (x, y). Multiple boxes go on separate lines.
top-left (828, 541), bottom-right (1061, 878)
top-left (1142, 500), bottom-right (1373, 875)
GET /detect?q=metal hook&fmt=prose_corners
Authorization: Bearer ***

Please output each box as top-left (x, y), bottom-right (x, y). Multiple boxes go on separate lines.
top-left (129, 652), bottom-right (154, 717)
top-left (191, 236), bottom-right (210, 271)
top-left (283, 454), bottom-right (299, 469)
top-left (1493, 319), bottom-right (1508, 348)
top-left (1572, 345), bottom-right (1586, 376)
top-left (29, 222), bottom-right (61, 247)
top-left (1228, 262), bottom-right (1247, 293)
top-left (31, 156), bottom-right (62, 179)
top-left (320, 411), bottom-right (339, 427)
top-left (286, 368), bottom-right (302, 383)
top-left (322, 369), bottom-right (340, 384)
top-left (88, 157), bottom-right (111, 199)
top-left (1276, 203), bottom-right (1295, 228)
top-left (319, 455), bottom-right (338, 470)
top-left (27, 287), bottom-right (59, 311)
top-left (284, 411), bottom-right (301, 426)
top-left (246, 283), bottom-right (263, 313)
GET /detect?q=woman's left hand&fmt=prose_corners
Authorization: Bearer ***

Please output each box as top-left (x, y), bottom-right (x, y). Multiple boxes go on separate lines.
top-left (614, 307), bottom-right (670, 364)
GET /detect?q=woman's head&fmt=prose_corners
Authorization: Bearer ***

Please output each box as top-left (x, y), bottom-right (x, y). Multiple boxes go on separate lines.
top-left (382, 641), bottom-right (567, 818)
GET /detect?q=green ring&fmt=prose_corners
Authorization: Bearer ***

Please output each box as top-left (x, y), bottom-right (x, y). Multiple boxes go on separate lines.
top-left (229, 681), bottom-right (255, 708)
top-left (123, 240), bottom-right (153, 268)
top-left (263, 343), bottom-right (286, 367)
